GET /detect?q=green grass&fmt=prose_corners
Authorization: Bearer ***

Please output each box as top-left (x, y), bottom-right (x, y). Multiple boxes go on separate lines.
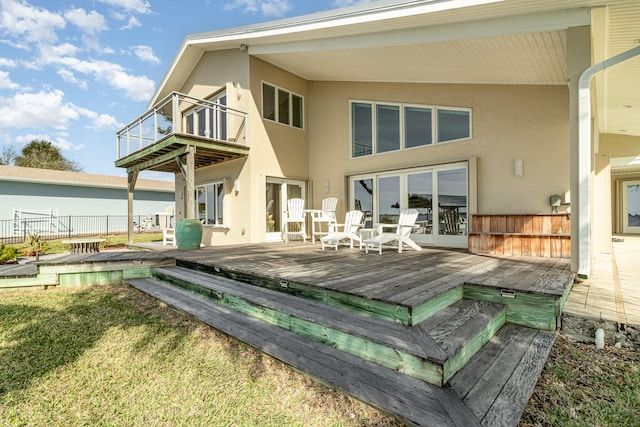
top-left (521, 334), bottom-right (640, 427)
top-left (0, 285), bottom-right (399, 427)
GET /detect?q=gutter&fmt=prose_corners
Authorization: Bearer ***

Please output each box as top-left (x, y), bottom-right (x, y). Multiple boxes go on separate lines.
top-left (576, 44), bottom-right (640, 277)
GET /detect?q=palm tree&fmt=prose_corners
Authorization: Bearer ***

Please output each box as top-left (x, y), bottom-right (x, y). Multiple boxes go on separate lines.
top-left (14, 140), bottom-right (82, 172)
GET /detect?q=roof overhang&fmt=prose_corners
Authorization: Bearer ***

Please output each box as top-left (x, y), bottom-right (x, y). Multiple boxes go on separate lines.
top-left (151, 0), bottom-right (640, 138)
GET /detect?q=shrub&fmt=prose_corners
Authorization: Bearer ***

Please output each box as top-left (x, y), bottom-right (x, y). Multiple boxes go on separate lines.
top-left (0, 244), bottom-right (21, 264)
top-left (22, 233), bottom-right (48, 256)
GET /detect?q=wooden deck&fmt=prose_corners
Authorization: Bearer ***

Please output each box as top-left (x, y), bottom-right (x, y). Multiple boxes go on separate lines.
top-left (0, 243), bottom-right (574, 426)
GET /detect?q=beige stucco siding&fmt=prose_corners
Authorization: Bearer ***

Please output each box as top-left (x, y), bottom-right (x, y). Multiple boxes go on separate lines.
top-left (308, 81), bottom-right (570, 217)
top-left (176, 54), bottom-right (310, 244)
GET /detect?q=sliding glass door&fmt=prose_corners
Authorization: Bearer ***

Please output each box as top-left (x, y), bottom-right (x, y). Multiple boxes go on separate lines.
top-left (350, 162), bottom-right (468, 247)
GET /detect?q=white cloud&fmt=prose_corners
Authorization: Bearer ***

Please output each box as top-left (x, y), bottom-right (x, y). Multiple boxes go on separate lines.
top-left (97, 0), bottom-right (151, 15)
top-left (224, 0), bottom-right (291, 17)
top-left (57, 69), bottom-right (88, 90)
top-left (332, 0), bottom-right (375, 7)
top-left (0, 0), bottom-right (66, 45)
top-left (0, 89), bottom-right (98, 132)
top-left (132, 45), bottom-right (160, 65)
top-left (64, 7), bottom-right (107, 35)
top-left (36, 50), bottom-right (155, 101)
top-left (93, 113), bottom-right (121, 130)
top-left (52, 137), bottom-right (84, 151)
top-left (121, 16), bottom-right (141, 30)
top-left (0, 70), bottom-right (19, 89)
top-left (260, 0), bottom-right (291, 17)
top-left (0, 57), bottom-right (17, 68)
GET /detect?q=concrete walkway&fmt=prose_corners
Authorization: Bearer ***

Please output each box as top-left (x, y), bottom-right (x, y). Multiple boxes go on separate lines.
top-left (564, 235), bottom-right (640, 328)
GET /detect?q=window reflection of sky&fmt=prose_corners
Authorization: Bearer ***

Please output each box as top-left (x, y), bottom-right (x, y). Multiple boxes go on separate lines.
top-left (629, 185), bottom-right (640, 216)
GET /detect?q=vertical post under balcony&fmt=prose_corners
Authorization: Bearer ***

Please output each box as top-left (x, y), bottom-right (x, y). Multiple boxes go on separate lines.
top-left (185, 146), bottom-right (196, 219)
top-left (127, 170), bottom-right (139, 245)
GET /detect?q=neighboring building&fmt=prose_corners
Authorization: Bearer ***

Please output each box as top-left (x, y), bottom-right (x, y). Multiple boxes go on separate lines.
top-left (116, 0), bottom-right (640, 277)
top-left (0, 165), bottom-right (175, 221)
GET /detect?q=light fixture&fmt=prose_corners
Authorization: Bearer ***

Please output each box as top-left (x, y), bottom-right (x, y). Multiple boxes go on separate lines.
top-left (233, 179), bottom-right (240, 194)
top-left (234, 82), bottom-right (242, 100)
top-left (514, 158), bottom-right (523, 178)
top-left (324, 179), bottom-right (330, 194)
top-left (239, 44), bottom-right (248, 51)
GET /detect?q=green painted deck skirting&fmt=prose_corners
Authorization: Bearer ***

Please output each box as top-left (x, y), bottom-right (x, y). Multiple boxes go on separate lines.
top-left (463, 284), bottom-right (558, 331)
top-left (411, 286), bottom-right (463, 325)
top-left (154, 269), bottom-right (446, 385)
top-left (177, 260), bottom-right (412, 325)
top-left (0, 273), bottom-right (58, 289)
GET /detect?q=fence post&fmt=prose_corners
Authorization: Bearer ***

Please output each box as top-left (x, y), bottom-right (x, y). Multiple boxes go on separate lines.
top-left (68, 216), bottom-right (72, 238)
top-left (106, 215), bottom-right (109, 235)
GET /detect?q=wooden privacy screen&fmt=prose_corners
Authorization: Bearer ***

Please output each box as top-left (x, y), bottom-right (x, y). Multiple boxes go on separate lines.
top-left (468, 214), bottom-right (571, 258)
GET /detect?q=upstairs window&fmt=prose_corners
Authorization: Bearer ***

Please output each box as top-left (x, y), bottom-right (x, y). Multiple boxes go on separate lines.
top-left (262, 82), bottom-right (304, 129)
top-left (351, 101), bottom-right (471, 157)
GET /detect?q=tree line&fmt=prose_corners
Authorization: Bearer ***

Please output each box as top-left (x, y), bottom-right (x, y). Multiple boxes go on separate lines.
top-left (0, 140), bottom-right (82, 172)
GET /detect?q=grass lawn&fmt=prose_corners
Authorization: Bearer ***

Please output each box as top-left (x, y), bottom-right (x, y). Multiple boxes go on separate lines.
top-left (1, 284), bottom-right (638, 426)
top-left (0, 284), bottom-right (400, 427)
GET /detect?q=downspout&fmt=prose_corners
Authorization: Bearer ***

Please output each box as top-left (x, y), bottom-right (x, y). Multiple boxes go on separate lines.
top-left (576, 44), bottom-right (640, 277)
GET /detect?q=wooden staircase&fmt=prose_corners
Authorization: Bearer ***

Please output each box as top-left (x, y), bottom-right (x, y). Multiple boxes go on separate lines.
top-left (124, 263), bottom-right (556, 426)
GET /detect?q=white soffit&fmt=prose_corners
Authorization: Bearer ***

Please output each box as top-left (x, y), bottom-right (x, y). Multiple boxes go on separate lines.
top-left (254, 31), bottom-right (568, 85)
top-left (602, 1), bottom-right (640, 137)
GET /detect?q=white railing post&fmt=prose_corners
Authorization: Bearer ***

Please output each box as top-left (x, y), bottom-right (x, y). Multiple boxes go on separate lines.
top-left (172, 93), bottom-right (180, 133)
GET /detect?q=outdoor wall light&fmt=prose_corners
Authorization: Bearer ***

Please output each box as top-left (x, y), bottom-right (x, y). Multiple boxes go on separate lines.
top-left (514, 158), bottom-right (524, 178)
top-left (234, 82), bottom-right (243, 100)
top-left (233, 179), bottom-right (240, 195)
top-left (324, 179), bottom-right (330, 194)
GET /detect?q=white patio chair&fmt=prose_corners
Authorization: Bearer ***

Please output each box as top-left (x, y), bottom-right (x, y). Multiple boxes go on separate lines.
top-left (321, 210), bottom-right (363, 250)
top-left (310, 197), bottom-right (338, 243)
top-left (363, 208), bottom-right (422, 254)
top-left (162, 228), bottom-right (176, 246)
top-left (282, 198), bottom-right (306, 242)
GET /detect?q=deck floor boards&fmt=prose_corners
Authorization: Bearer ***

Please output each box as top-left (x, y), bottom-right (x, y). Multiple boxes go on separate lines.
top-left (164, 243), bottom-right (573, 309)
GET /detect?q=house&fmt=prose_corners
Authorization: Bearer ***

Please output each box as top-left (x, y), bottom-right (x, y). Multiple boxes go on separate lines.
top-left (116, 0), bottom-right (640, 278)
top-left (0, 165), bottom-right (175, 236)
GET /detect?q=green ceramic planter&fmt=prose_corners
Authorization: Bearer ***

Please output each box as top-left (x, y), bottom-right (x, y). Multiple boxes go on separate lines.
top-left (175, 219), bottom-right (203, 250)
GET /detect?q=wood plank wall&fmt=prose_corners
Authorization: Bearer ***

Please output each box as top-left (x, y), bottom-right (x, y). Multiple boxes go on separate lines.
top-left (468, 214), bottom-right (570, 258)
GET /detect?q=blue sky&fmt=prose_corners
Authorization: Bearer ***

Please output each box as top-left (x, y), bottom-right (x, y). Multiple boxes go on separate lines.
top-left (0, 0), bottom-right (372, 180)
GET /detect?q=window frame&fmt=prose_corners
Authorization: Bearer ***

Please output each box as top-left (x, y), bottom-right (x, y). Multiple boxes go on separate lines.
top-left (195, 180), bottom-right (225, 227)
top-left (262, 81), bottom-right (304, 130)
top-left (350, 100), bottom-right (472, 158)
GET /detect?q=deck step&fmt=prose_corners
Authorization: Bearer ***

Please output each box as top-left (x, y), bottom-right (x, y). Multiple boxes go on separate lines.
top-left (144, 266), bottom-right (506, 386)
top-left (176, 258), bottom-right (463, 326)
top-left (449, 323), bottom-right (556, 426)
top-left (126, 276), bottom-right (482, 427)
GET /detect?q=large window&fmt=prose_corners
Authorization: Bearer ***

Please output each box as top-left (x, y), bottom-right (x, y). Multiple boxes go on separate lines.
top-left (350, 162), bottom-right (469, 247)
top-left (262, 82), bottom-right (304, 129)
top-left (351, 101), bottom-right (471, 157)
top-left (196, 181), bottom-right (224, 226)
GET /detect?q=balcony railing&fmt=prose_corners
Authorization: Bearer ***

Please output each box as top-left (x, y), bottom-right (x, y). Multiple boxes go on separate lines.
top-left (116, 92), bottom-right (247, 160)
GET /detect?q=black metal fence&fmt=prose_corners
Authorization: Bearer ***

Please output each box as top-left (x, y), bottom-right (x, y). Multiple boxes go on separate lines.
top-left (0, 215), bottom-right (171, 244)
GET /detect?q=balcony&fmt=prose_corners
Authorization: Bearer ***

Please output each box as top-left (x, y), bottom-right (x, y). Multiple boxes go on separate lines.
top-left (115, 92), bottom-right (249, 174)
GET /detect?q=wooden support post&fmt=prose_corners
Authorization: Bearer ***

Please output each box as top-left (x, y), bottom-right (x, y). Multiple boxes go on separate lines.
top-left (127, 170), bottom-right (139, 245)
top-left (185, 146), bottom-right (196, 219)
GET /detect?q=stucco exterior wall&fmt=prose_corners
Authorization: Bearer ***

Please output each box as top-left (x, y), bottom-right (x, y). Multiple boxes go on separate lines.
top-left (307, 81), bottom-right (570, 217)
top-left (176, 53), bottom-right (309, 244)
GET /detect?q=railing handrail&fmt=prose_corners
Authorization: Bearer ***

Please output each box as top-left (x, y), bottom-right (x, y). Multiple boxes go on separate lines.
top-left (116, 91), bottom-right (246, 136)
